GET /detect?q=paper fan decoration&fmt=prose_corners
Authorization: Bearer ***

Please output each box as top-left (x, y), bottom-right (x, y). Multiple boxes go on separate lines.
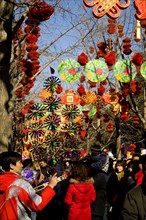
top-left (113, 60), bottom-right (137, 82)
top-left (140, 62), bottom-right (146, 79)
top-left (58, 59), bottom-right (82, 83)
top-left (85, 59), bottom-right (109, 82)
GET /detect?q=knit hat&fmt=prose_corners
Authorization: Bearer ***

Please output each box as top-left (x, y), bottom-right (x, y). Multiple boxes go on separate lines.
top-left (91, 152), bottom-right (109, 173)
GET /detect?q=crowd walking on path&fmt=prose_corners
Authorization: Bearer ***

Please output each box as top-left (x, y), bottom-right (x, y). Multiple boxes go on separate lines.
top-left (0, 149), bottom-right (146, 220)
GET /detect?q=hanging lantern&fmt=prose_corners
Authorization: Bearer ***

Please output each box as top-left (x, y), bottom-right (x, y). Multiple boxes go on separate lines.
top-left (60, 90), bottom-right (80, 105)
top-left (133, 113), bottom-right (139, 125)
top-left (107, 122), bottom-right (113, 133)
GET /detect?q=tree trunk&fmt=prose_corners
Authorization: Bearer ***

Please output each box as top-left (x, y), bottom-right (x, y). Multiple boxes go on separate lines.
top-left (115, 116), bottom-right (121, 159)
top-left (0, 0), bottom-right (14, 153)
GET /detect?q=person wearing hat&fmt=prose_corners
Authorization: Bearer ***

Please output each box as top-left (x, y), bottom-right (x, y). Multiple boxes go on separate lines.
top-left (90, 152), bottom-right (109, 220)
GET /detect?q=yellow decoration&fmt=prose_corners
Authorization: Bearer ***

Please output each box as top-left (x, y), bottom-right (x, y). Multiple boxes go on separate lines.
top-left (82, 90), bottom-right (97, 104)
top-left (38, 88), bottom-right (51, 100)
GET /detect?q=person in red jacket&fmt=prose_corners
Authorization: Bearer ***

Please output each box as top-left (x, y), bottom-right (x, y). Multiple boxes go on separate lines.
top-left (64, 162), bottom-right (96, 220)
top-left (0, 151), bottom-right (58, 220)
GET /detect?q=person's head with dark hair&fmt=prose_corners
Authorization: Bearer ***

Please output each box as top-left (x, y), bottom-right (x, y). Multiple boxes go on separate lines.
top-left (125, 160), bottom-right (140, 178)
top-left (39, 158), bottom-right (48, 168)
top-left (72, 162), bottom-right (91, 181)
top-left (132, 153), bottom-right (140, 161)
top-left (0, 151), bottom-right (22, 173)
top-left (116, 160), bottom-right (126, 172)
top-left (22, 158), bottom-right (33, 169)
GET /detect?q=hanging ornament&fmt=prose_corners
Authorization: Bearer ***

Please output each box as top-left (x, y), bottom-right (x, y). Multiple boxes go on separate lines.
top-left (61, 90), bottom-right (80, 105)
top-left (85, 59), bottom-right (109, 82)
top-left (62, 105), bottom-right (80, 120)
top-left (44, 76), bottom-right (61, 93)
top-left (134, 0), bottom-right (146, 20)
top-left (82, 90), bottom-right (97, 104)
top-left (80, 130), bottom-right (87, 139)
top-left (134, 20), bottom-right (141, 42)
top-left (83, 0), bottom-right (130, 19)
top-left (58, 59), bottom-right (82, 83)
top-left (78, 53), bottom-right (88, 66)
top-left (113, 60), bottom-right (137, 82)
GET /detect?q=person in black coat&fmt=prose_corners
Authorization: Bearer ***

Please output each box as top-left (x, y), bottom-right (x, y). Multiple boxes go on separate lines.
top-left (90, 152), bottom-right (109, 220)
top-left (120, 154), bottom-right (146, 220)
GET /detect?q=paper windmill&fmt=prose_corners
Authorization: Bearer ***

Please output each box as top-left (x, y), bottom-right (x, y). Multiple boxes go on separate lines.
top-left (62, 105), bottom-right (80, 120)
top-left (113, 60), bottom-right (137, 82)
top-left (43, 114), bottom-right (61, 130)
top-left (85, 59), bottom-right (109, 82)
top-left (58, 59), bottom-right (82, 83)
top-left (140, 62), bottom-right (146, 79)
top-left (44, 76), bottom-right (61, 93)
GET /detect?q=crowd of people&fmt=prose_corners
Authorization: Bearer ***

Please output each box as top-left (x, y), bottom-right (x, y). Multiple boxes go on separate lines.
top-left (0, 149), bottom-right (146, 220)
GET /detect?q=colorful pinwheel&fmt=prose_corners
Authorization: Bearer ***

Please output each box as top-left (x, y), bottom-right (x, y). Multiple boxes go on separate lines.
top-left (85, 59), bottom-right (109, 82)
top-left (62, 104), bottom-right (80, 120)
top-left (113, 60), bottom-right (137, 82)
top-left (43, 113), bottom-right (61, 130)
top-left (58, 59), bottom-right (82, 83)
top-left (42, 96), bottom-right (61, 112)
top-left (44, 76), bottom-right (61, 93)
top-left (140, 61), bottom-right (146, 79)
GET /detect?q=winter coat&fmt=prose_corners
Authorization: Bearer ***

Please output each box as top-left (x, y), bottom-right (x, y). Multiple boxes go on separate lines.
top-left (64, 178), bottom-right (96, 220)
top-left (120, 183), bottom-right (146, 220)
top-left (91, 171), bottom-right (107, 217)
top-left (135, 170), bottom-right (144, 185)
top-left (0, 172), bottom-right (56, 220)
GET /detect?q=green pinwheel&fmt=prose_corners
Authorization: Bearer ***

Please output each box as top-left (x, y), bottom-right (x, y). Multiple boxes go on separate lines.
top-left (85, 59), bottom-right (109, 82)
top-left (58, 59), bottom-right (82, 83)
top-left (140, 61), bottom-right (146, 79)
top-left (113, 60), bottom-right (137, 82)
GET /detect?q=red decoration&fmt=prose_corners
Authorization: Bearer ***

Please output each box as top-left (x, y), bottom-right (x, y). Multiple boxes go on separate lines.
top-left (25, 34), bottom-right (38, 44)
top-left (79, 75), bottom-right (86, 83)
top-left (26, 44), bottom-right (38, 51)
top-left (80, 130), bottom-right (87, 139)
top-left (50, 67), bottom-right (55, 74)
top-left (29, 2), bottom-right (54, 21)
top-left (133, 114), bottom-right (139, 125)
top-left (89, 46), bottom-right (94, 53)
top-left (105, 51), bottom-right (116, 66)
top-left (134, 0), bottom-right (146, 20)
top-left (98, 84), bottom-right (105, 95)
top-left (130, 80), bottom-right (137, 93)
top-left (88, 80), bottom-right (97, 88)
top-left (131, 53), bottom-right (144, 67)
top-left (120, 113), bottom-right (129, 122)
top-left (21, 109), bottom-right (28, 115)
top-left (97, 42), bottom-right (107, 58)
top-left (83, 0), bottom-right (130, 18)
top-left (80, 99), bottom-right (86, 106)
top-left (77, 85), bottom-right (86, 96)
top-left (78, 53), bottom-right (88, 66)
top-left (56, 85), bottom-right (63, 94)
top-left (61, 90), bottom-right (80, 105)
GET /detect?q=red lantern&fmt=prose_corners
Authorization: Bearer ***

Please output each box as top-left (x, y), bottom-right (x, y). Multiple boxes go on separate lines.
top-left (77, 85), bottom-right (86, 96)
top-left (61, 90), bottom-right (80, 105)
top-left (78, 53), bottom-right (88, 66)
